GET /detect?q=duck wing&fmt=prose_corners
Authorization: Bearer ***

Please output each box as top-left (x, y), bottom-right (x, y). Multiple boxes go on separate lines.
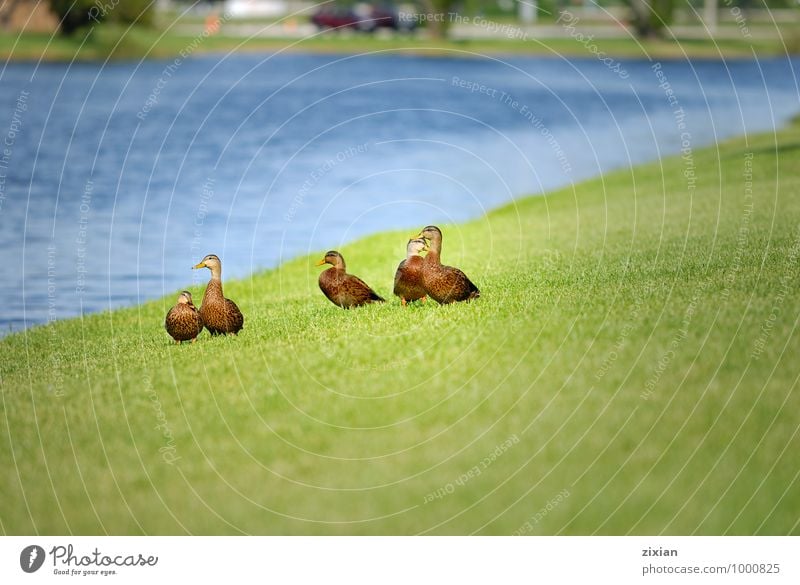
top-left (346, 274), bottom-right (384, 303)
top-left (428, 265), bottom-right (480, 303)
top-left (393, 259), bottom-right (408, 295)
top-left (224, 297), bottom-right (245, 333)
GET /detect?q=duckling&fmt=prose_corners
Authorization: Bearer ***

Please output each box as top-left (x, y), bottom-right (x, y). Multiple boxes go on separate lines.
top-left (165, 291), bottom-right (203, 344)
top-left (413, 225), bottom-right (480, 304)
top-left (393, 238), bottom-right (428, 306)
top-left (316, 251), bottom-right (384, 309)
top-left (192, 254), bottom-right (244, 335)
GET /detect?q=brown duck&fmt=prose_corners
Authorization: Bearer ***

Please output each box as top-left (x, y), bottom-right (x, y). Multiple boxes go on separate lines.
top-left (165, 291), bottom-right (203, 344)
top-left (192, 254), bottom-right (244, 335)
top-left (413, 225), bottom-right (480, 304)
top-left (316, 251), bottom-right (384, 309)
top-left (393, 238), bottom-right (428, 306)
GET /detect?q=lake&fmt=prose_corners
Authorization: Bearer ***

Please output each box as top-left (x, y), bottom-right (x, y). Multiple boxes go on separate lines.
top-left (0, 53), bottom-right (798, 333)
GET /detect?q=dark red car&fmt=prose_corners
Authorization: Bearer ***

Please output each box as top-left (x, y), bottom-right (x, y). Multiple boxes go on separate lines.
top-left (311, 4), bottom-right (416, 32)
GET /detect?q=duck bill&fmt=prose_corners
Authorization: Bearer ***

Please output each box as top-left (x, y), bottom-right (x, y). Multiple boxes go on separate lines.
top-left (315, 259), bottom-right (327, 267)
top-left (192, 262), bottom-right (205, 269)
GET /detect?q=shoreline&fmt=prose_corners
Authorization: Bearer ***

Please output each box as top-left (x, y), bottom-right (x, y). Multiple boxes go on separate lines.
top-left (1, 116), bottom-right (796, 342)
top-left (1, 27), bottom-right (797, 63)
top-left (4, 103), bottom-right (800, 339)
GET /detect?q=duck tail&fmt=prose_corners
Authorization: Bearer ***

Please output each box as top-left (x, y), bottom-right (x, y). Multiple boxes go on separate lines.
top-left (468, 279), bottom-right (480, 300)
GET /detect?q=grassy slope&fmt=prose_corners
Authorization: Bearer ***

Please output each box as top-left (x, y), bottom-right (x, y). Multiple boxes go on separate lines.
top-left (1, 121), bottom-right (800, 536)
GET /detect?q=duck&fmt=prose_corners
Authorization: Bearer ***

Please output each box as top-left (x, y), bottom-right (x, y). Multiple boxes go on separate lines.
top-left (413, 225), bottom-right (480, 304)
top-left (165, 291), bottom-right (203, 344)
top-left (316, 250), bottom-right (384, 309)
top-left (393, 238), bottom-right (428, 306)
top-left (192, 254), bottom-right (244, 335)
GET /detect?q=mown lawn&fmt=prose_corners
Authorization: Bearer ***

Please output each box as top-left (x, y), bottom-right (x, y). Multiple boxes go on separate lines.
top-left (1, 120), bottom-right (799, 535)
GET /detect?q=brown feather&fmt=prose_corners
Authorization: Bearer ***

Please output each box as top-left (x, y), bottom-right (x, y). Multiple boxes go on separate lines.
top-left (393, 255), bottom-right (426, 304)
top-left (319, 267), bottom-right (384, 309)
top-left (165, 303), bottom-right (203, 342)
top-left (422, 252), bottom-right (480, 304)
top-left (199, 279), bottom-right (244, 335)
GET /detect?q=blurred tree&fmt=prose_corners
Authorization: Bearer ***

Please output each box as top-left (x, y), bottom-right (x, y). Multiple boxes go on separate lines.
top-left (48, 0), bottom-right (154, 35)
top-left (421, 0), bottom-right (457, 38)
top-left (48, 0), bottom-right (96, 34)
top-left (110, 0), bottom-right (155, 27)
top-left (625, 0), bottom-right (675, 38)
top-left (0, 0), bottom-right (25, 30)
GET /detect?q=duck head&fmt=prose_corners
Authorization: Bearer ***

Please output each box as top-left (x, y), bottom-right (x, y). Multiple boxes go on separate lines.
top-left (193, 254), bottom-right (222, 279)
top-left (177, 290), bottom-right (196, 308)
top-left (315, 250), bottom-right (345, 270)
top-left (412, 225), bottom-right (443, 253)
top-left (406, 238), bottom-right (428, 258)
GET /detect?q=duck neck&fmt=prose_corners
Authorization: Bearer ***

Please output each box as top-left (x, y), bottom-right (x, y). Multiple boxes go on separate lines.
top-left (425, 249), bottom-right (441, 264)
top-left (204, 277), bottom-right (224, 302)
top-left (332, 258), bottom-right (346, 271)
top-left (429, 235), bottom-right (442, 255)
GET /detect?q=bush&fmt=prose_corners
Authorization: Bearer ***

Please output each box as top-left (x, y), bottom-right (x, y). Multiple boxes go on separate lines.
top-left (108, 0), bottom-right (155, 28)
top-left (625, 0), bottom-right (676, 38)
top-left (48, 0), bottom-right (155, 35)
top-left (48, 0), bottom-right (96, 34)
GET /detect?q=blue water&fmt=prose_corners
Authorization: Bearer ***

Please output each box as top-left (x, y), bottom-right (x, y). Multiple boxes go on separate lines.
top-left (0, 53), bottom-right (798, 333)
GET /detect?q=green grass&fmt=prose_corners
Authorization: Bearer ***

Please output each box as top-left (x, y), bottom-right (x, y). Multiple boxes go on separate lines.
top-left (2, 121), bottom-right (800, 535)
top-left (1, 23), bottom-right (798, 62)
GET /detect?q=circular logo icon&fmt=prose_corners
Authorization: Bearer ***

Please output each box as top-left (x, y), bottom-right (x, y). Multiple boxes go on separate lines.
top-left (20, 545), bottom-right (45, 573)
